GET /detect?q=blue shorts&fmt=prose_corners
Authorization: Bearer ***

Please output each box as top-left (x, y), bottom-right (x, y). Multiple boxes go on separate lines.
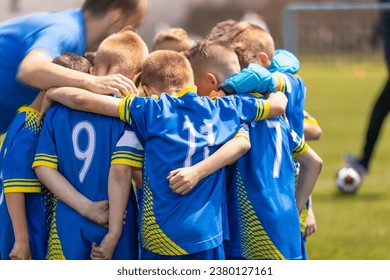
top-left (141, 243), bottom-right (225, 260)
top-left (48, 193), bottom-right (138, 260)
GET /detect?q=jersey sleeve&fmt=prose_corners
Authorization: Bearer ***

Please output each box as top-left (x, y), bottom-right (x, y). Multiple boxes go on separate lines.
top-left (219, 94), bottom-right (271, 122)
top-left (290, 129), bottom-right (309, 158)
top-left (227, 123), bottom-right (251, 165)
top-left (2, 134), bottom-right (41, 194)
top-left (111, 123), bottom-right (144, 168)
top-left (32, 110), bottom-right (58, 170)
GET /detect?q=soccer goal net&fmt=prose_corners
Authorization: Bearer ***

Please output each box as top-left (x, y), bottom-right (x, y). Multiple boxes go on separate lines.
top-left (283, 2), bottom-right (390, 65)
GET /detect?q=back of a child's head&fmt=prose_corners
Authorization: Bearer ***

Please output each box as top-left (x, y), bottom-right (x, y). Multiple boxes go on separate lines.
top-left (185, 39), bottom-right (240, 83)
top-left (208, 19), bottom-right (239, 40)
top-left (152, 27), bottom-right (194, 52)
top-left (141, 50), bottom-right (194, 94)
top-left (215, 21), bottom-right (275, 69)
top-left (52, 52), bottom-right (91, 73)
top-left (82, 0), bottom-right (143, 17)
top-left (93, 26), bottom-right (149, 80)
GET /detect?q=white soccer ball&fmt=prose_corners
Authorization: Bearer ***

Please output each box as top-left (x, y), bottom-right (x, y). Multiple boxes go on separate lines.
top-left (336, 166), bottom-right (362, 194)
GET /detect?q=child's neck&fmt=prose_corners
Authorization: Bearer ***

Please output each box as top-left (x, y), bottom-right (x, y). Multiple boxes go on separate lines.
top-left (29, 91), bottom-right (45, 111)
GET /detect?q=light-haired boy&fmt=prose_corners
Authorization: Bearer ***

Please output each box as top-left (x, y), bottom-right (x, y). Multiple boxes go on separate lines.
top-left (33, 28), bottom-right (148, 260)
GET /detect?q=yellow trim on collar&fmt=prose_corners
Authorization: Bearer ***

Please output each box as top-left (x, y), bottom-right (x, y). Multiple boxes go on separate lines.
top-left (175, 86), bottom-right (197, 98)
top-left (17, 106), bottom-right (40, 115)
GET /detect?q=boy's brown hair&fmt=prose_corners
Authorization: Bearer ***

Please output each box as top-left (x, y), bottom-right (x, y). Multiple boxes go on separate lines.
top-left (53, 52), bottom-right (91, 73)
top-left (185, 39), bottom-right (240, 84)
top-left (207, 19), bottom-right (238, 40)
top-left (216, 21), bottom-right (275, 69)
top-left (152, 28), bottom-right (194, 52)
top-left (94, 26), bottom-right (149, 82)
top-left (141, 50), bottom-right (194, 94)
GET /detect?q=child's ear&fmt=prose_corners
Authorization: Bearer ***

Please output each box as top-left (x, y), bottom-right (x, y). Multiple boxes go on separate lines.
top-left (89, 66), bottom-right (96, 75)
top-left (205, 73), bottom-right (218, 90)
top-left (258, 52), bottom-right (270, 67)
top-left (133, 71), bottom-right (142, 87)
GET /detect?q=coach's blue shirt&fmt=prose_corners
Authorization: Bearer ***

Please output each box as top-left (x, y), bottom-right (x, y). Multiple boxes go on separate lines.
top-left (0, 9), bottom-right (86, 133)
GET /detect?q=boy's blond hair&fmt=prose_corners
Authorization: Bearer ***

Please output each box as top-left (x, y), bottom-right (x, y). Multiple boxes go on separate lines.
top-left (152, 28), bottom-right (194, 52)
top-left (216, 21), bottom-right (275, 69)
top-left (141, 50), bottom-right (194, 94)
top-left (185, 39), bottom-right (240, 83)
top-left (94, 26), bottom-right (149, 80)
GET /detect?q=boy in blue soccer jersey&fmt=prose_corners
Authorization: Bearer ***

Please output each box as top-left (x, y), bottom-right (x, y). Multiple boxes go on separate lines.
top-left (206, 22), bottom-right (322, 259)
top-left (33, 28), bottom-right (148, 260)
top-left (39, 48), bottom-right (288, 260)
top-left (0, 52), bottom-right (103, 260)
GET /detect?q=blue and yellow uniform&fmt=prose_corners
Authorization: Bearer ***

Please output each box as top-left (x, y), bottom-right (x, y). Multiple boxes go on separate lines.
top-left (118, 87), bottom-right (268, 259)
top-left (224, 111), bottom-right (308, 260)
top-left (32, 103), bottom-right (142, 260)
top-left (0, 9), bottom-right (86, 133)
top-left (0, 106), bottom-right (49, 260)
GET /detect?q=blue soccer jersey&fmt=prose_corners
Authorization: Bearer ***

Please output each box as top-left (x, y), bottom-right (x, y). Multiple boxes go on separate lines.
top-left (224, 113), bottom-right (308, 260)
top-left (0, 106), bottom-right (49, 260)
top-left (277, 73), bottom-right (306, 139)
top-left (118, 87), bottom-right (268, 257)
top-left (0, 9), bottom-right (86, 133)
top-left (32, 104), bottom-right (142, 260)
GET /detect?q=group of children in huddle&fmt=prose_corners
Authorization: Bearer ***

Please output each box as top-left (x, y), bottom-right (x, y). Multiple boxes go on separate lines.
top-left (0, 17), bottom-right (322, 260)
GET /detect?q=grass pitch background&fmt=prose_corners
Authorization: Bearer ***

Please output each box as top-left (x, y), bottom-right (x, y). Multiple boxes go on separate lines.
top-left (300, 56), bottom-right (390, 259)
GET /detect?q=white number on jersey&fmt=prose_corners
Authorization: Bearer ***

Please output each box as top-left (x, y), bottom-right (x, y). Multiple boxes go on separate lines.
top-left (266, 120), bottom-right (282, 178)
top-left (72, 121), bottom-right (96, 183)
top-left (183, 121), bottom-right (216, 167)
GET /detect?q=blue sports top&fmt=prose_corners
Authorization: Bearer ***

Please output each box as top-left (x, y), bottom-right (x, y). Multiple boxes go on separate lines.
top-left (225, 111), bottom-right (308, 260)
top-left (118, 87), bottom-right (268, 255)
top-left (0, 9), bottom-right (86, 133)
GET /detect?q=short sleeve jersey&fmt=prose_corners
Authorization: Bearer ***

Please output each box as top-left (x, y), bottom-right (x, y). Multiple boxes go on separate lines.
top-left (118, 87), bottom-right (267, 255)
top-left (0, 106), bottom-right (48, 260)
top-left (225, 114), bottom-right (308, 260)
top-left (33, 103), bottom-right (142, 201)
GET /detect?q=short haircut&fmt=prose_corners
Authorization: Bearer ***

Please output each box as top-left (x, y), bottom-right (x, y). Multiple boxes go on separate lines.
top-left (82, 0), bottom-right (141, 16)
top-left (52, 52), bottom-right (91, 73)
top-left (94, 26), bottom-right (148, 79)
top-left (141, 50), bottom-right (194, 93)
top-left (152, 28), bottom-right (194, 52)
top-left (208, 19), bottom-right (239, 40)
top-left (215, 21), bottom-right (275, 69)
top-left (185, 39), bottom-right (240, 83)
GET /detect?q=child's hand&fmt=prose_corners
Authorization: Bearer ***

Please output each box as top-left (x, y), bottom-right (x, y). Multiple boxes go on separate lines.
top-left (9, 241), bottom-right (32, 260)
top-left (84, 200), bottom-right (109, 228)
top-left (167, 167), bottom-right (202, 195)
top-left (87, 74), bottom-right (139, 97)
top-left (91, 232), bottom-right (120, 260)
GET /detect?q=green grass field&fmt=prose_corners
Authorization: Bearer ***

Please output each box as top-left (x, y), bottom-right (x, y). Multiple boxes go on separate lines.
top-left (299, 55), bottom-right (390, 260)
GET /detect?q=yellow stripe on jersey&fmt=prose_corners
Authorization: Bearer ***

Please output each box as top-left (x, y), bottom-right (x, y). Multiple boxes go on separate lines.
top-left (32, 153), bottom-right (58, 169)
top-left (119, 94), bottom-right (137, 124)
top-left (0, 132), bottom-right (6, 150)
top-left (46, 198), bottom-right (66, 260)
top-left (111, 151), bottom-right (144, 168)
top-left (293, 141), bottom-right (309, 158)
top-left (141, 161), bottom-right (188, 256)
top-left (3, 178), bottom-right (41, 194)
top-left (255, 99), bottom-right (270, 121)
top-left (235, 169), bottom-right (285, 259)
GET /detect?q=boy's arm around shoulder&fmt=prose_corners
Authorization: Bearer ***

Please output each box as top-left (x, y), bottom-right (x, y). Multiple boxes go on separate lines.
top-left (43, 87), bottom-right (122, 118)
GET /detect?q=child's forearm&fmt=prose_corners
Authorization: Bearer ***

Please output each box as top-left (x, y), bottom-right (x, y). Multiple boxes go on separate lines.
top-left (34, 166), bottom-right (93, 217)
top-left (108, 165), bottom-right (132, 237)
top-left (5, 193), bottom-right (29, 244)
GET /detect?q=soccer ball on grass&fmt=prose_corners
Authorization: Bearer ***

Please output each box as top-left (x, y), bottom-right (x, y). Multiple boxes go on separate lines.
top-left (336, 166), bottom-right (362, 194)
